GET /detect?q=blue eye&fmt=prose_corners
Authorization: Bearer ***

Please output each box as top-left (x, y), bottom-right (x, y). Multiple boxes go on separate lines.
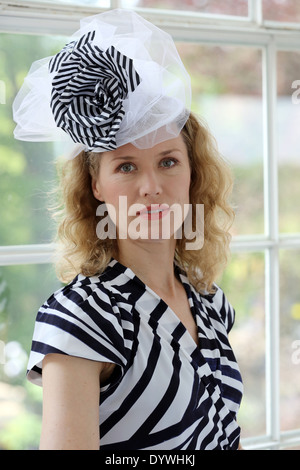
top-left (118, 162), bottom-right (136, 173)
top-left (160, 158), bottom-right (178, 168)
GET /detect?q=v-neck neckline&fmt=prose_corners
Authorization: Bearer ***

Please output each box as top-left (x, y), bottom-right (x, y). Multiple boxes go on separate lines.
top-left (105, 258), bottom-right (203, 353)
top-left (103, 258), bottom-right (223, 390)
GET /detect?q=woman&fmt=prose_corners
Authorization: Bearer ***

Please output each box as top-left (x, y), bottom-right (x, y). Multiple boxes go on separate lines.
top-left (14, 10), bottom-right (243, 450)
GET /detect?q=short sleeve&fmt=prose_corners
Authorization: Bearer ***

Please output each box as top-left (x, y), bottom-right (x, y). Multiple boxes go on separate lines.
top-left (27, 275), bottom-right (128, 386)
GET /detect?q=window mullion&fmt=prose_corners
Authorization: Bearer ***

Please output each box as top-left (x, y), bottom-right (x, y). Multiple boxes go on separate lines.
top-left (262, 37), bottom-right (281, 445)
top-left (248, 0), bottom-right (263, 26)
top-left (110, 0), bottom-right (121, 8)
top-left (0, 244), bottom-right (54, 265)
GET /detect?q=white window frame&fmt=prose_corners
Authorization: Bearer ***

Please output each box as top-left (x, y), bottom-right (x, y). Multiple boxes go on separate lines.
top-left (1, 0), bottom-right (300, 450)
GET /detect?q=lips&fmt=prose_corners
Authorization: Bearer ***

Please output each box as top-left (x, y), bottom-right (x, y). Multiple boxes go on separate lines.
top-left (137, 204), bottom-right (170, 219)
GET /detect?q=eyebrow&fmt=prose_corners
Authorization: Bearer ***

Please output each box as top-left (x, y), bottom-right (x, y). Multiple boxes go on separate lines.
top-left (159, 149), bottom-right (181, 156)
top-left (110, 149), bottom-right (182, 162)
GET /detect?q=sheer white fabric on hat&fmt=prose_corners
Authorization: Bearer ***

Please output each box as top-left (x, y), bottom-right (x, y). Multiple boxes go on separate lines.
top-left (13, 9), bottom-right (191, 157)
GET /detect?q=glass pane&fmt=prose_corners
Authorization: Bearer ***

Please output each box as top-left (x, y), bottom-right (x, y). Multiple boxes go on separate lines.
top-left (280, 249), bottom-right (300, 432)
top-left (177, 43), bottom-right (264, 236)
top-left (122, 0), bottom-right (249, 16)
top-left (0, 33), bottom-right (67, 246)
top-left (28, 0), bottom-right (110, 7)
top-left (0, 263), bottom-right (61, 450)
top-left (219, 252), bottom-right (266, 439)
top-left (277, 51), bottom-right (300, 234)
top-left (263, 0), bottom-right (300, 22)
top-left (282, 444), bottom-right (300, 450)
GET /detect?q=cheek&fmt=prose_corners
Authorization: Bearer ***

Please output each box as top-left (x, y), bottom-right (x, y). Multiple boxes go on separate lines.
top-left (103, 186), bottom-right (119, 205)
top-left (106, 177), bottom-right (139, 210)
top-left (97, 175), bottom-right (123, 205)
top-left (98, 177), bottom-right (135, 225)
top-left (175, 172), bottom-right (191, 202)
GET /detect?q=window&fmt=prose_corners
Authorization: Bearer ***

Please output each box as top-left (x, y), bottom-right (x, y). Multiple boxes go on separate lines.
top-left (263, 0), bottom-right (300, 23)
top-left (121, 0), bottom-right (249, 16)
top-left (0, 0), bottom-right (299, 450)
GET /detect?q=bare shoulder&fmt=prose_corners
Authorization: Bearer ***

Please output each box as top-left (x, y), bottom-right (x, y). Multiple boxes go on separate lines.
top-left (42, 353), bottom-right (106, 378)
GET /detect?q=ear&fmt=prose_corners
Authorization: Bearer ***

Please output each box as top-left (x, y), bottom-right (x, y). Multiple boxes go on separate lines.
top-left (91, 177), bottom-right (104, 202)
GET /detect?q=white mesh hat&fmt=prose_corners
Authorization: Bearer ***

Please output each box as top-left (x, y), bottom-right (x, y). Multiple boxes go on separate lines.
top-left (13, 9), bottom-right (191, 157)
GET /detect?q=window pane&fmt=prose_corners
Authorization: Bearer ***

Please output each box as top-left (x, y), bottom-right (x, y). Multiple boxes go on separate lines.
top-left (177, 43), bottom-right (264, 236)
top-left (122, 0), bottom-right (249, 16)
top-left (219, 252), bottom-right (266, 439)
top-left (28, 0), bottom-right (109, 7)
top-left (0, 33), bottom-right (67, 246)
top-left (282, 444), bottom-right (300, 450)
top-left (0, 263), bottom-right (61, 450)
top-left (277, 51), bottom-right (300, 234)
top-left (280, 249), bottom-right (300, 432)
top-left (263, 0), bottom-right (300, 22)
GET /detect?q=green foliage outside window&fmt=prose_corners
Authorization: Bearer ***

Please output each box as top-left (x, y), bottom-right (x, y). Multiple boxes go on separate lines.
top-left (0, 28), bottom-right (299, 449)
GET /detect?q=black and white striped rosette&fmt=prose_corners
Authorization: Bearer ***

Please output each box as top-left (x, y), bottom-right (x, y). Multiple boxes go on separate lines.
top-left (49, 30), bottom-right (141, 151)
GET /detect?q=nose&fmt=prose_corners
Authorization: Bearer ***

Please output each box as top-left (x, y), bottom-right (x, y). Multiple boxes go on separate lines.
top-left (139, 169), bottom-right (162, 198)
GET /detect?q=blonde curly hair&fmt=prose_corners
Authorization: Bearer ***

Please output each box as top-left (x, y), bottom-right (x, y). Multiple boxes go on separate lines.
top-left (53, 112), bottom-right (234, 294)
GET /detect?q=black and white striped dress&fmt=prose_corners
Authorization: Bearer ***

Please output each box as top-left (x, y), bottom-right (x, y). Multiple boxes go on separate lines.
top-left (27, 258), bottom-right (243, 450)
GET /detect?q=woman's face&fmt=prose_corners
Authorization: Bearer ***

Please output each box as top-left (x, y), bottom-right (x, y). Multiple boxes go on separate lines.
top-left (92, 133), bottom-right (191, 244)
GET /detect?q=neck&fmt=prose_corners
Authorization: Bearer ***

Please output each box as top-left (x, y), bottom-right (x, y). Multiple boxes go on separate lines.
top-left (114, 239), bottom-right (178, 296)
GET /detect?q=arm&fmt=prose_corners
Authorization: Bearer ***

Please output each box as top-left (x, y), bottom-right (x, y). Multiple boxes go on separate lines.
top-left (40, 353), bottom-right (108, 450)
